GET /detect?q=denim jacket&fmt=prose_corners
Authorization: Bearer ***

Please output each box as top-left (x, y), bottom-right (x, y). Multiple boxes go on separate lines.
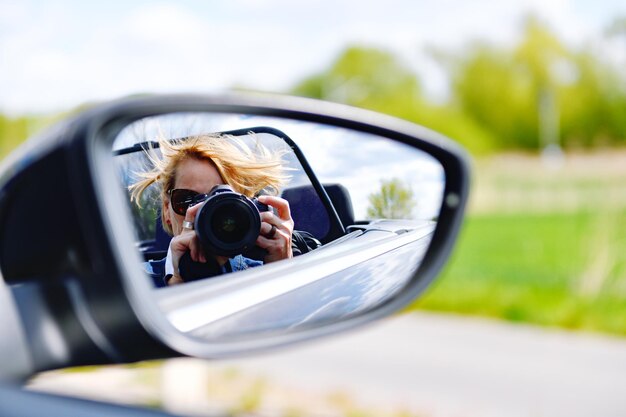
top-left (144, 255), bottom-right (263, 288)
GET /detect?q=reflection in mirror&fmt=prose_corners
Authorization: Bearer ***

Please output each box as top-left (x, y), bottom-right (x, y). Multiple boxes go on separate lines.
top-left (112, 113), bottom-right (444, 342)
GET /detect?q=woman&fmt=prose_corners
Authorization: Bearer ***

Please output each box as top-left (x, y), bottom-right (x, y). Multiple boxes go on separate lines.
top-left (130, 133), bottom-right (293, 286)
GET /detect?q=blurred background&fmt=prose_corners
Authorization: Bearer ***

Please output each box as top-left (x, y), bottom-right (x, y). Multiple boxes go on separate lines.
top-left (3, 1), bottom-right (626, 416)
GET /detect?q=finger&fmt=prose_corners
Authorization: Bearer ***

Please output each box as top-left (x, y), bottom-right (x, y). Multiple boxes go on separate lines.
top-left (259, 210), bottom-right (277, 225)
top-left (182, 220), bottom-right (194, 231)
top-left (258, 195), bottom-right (292, 221)
top-left (181, 203), bottom-right (204, 258)
top-left (170, 231), bottom-right (205, 263)
top-left (255, 234), bottom-right (274, 249)
top-left (188, 236), bottom-right (204, 262)
top-left (256, 231), bottom-right (293, 262)
top-left (261, 214), bottom-right (293, 239)
top-left (260, 221), bottom-right (278, 238)
top-left (256, 231), bottom-right (287, 249)
top-left (183, 200), bottom-right (204, 226)
top-left (258, 227), bottom-right (290, 248)
top-left (170, 232), bottom-right (194, 255)
top-left (260, 210), bottom-right (293, 228)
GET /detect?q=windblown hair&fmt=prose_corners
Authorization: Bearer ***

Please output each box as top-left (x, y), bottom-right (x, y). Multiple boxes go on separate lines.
top-left (129, 133), bottom-right (289, 235)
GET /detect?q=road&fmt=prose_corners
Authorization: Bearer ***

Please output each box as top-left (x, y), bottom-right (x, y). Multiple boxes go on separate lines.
top-left (29, 312), bottom-right (626, 417)
top-left (209, 312), bottom-right (626, 417)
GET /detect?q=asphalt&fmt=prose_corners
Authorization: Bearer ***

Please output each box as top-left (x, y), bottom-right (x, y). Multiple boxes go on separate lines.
top-left (214, 312), bottom-right (626, 417)
top-left (28, 312), bottom-right (626, 417)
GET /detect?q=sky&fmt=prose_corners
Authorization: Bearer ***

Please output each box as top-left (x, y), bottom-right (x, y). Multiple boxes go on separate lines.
top-left (1, 0), bottom-right (625, 115)
top-left (114, 113), bottom-right (445, 220)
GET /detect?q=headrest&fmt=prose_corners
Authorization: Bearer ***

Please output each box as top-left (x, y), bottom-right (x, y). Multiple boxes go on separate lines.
top-left (281, 183), bottom-right (354, 243)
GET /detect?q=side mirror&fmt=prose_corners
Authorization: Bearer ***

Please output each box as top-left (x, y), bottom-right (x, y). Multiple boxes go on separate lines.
top-left (0, 94), bottom-right (469, 381)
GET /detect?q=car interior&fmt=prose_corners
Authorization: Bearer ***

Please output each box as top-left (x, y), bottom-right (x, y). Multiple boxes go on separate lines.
top-left (113, 126), bottom-right (354, 264)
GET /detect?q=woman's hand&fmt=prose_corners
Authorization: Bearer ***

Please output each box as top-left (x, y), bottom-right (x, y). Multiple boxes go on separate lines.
top-left (168, 202), bottom-right (207, 285)
top-left (256, 195), bottom-right (294, 264)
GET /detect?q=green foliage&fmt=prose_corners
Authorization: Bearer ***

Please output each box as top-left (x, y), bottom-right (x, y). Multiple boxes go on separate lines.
top-left (413, 209), bottom-right (626, 334)
top-left (407, 150), bottom-right (626, 336)
top-left (443, 18), bottom-right (568, 150)
top-left (444, 43), bottom-right (539, 149)
top-left (559, 51), bottom-right (626, 147)
top-left (514, 16), bottom-right (569, 89)
top-left (3, 17), bottom-right (626, 158)
top-left (293, 46), bottom-right (424, 120)
top-left (442, 16), bottom-right (626, 150)
top-left (401, 99), bottom-right (499, 154)
top-left (292, 17), bottom-right (626, 153)
top-left (367, 178), bottom-right (416, 220)
top-left (0, 115), bottom-right (31, 159)
top-left (291, 46), bottom-right (497, 153)
top-left (0, 113), bottom-right (64, 160)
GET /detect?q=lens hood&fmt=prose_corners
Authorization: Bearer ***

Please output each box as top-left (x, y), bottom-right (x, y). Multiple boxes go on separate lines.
top-left (194, 185), bottom-right (265, 257)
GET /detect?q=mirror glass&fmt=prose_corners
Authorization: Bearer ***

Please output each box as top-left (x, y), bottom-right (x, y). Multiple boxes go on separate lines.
top-left (112, 112), bottom-right (444, 342)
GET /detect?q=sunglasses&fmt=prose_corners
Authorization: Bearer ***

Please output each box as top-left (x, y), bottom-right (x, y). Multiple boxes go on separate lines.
top-left (168, 188), bottom-right (210, 216)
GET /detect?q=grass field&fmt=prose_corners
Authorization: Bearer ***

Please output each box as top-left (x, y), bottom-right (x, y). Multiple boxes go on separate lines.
top-left (411, 151), bottom-right (626, 335)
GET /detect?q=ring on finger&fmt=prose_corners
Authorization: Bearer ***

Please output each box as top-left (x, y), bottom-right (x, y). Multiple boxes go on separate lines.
top-left (266, 224), bottom-right (277, 238)
top-left (182, 220), bottom-right (194, 230)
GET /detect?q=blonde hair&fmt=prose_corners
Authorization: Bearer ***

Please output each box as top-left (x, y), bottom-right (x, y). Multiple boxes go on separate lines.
top-left (129, 133), bottom-right (289, 235)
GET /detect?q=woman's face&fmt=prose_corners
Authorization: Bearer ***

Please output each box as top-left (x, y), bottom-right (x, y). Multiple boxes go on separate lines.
top-left (163, 157), bottom-right (224, 235)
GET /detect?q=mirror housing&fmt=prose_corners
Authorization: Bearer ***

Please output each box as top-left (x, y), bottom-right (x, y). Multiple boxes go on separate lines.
top-left (0, 94), bottom-right (469, 380)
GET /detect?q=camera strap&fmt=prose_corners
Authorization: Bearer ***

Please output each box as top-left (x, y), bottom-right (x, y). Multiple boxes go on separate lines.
top-left (292, 230), bottom-right (322, 256)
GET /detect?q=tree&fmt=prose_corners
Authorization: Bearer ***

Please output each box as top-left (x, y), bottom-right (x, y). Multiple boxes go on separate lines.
top-left (367, 178), bottom-right (415, 220)
top-left (442, 42), bottom-right (538, 149)
top-left (291, 46), bottom-right (424, 120)
top-left (440, 16), bottom-right (570, 150)
top-left (292, 45), bottom-right (497, 153)
top-left (289, 20), bottom-right (626, 153)
top-left (439, 15), bottom-right (626, 149)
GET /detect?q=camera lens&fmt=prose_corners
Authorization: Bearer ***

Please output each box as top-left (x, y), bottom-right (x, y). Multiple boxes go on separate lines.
top-left (210, 203), bottom-right (251, 244)
top-left (194, 185), bottom-right (263, 257)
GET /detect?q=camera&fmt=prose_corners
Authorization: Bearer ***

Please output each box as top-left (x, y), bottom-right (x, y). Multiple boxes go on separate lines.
top-left (194, 184), bottom-right (270, 260)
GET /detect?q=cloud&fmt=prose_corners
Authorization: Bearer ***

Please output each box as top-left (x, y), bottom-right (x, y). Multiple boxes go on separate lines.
top-left (1, 0), bottom-right (624, 113)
